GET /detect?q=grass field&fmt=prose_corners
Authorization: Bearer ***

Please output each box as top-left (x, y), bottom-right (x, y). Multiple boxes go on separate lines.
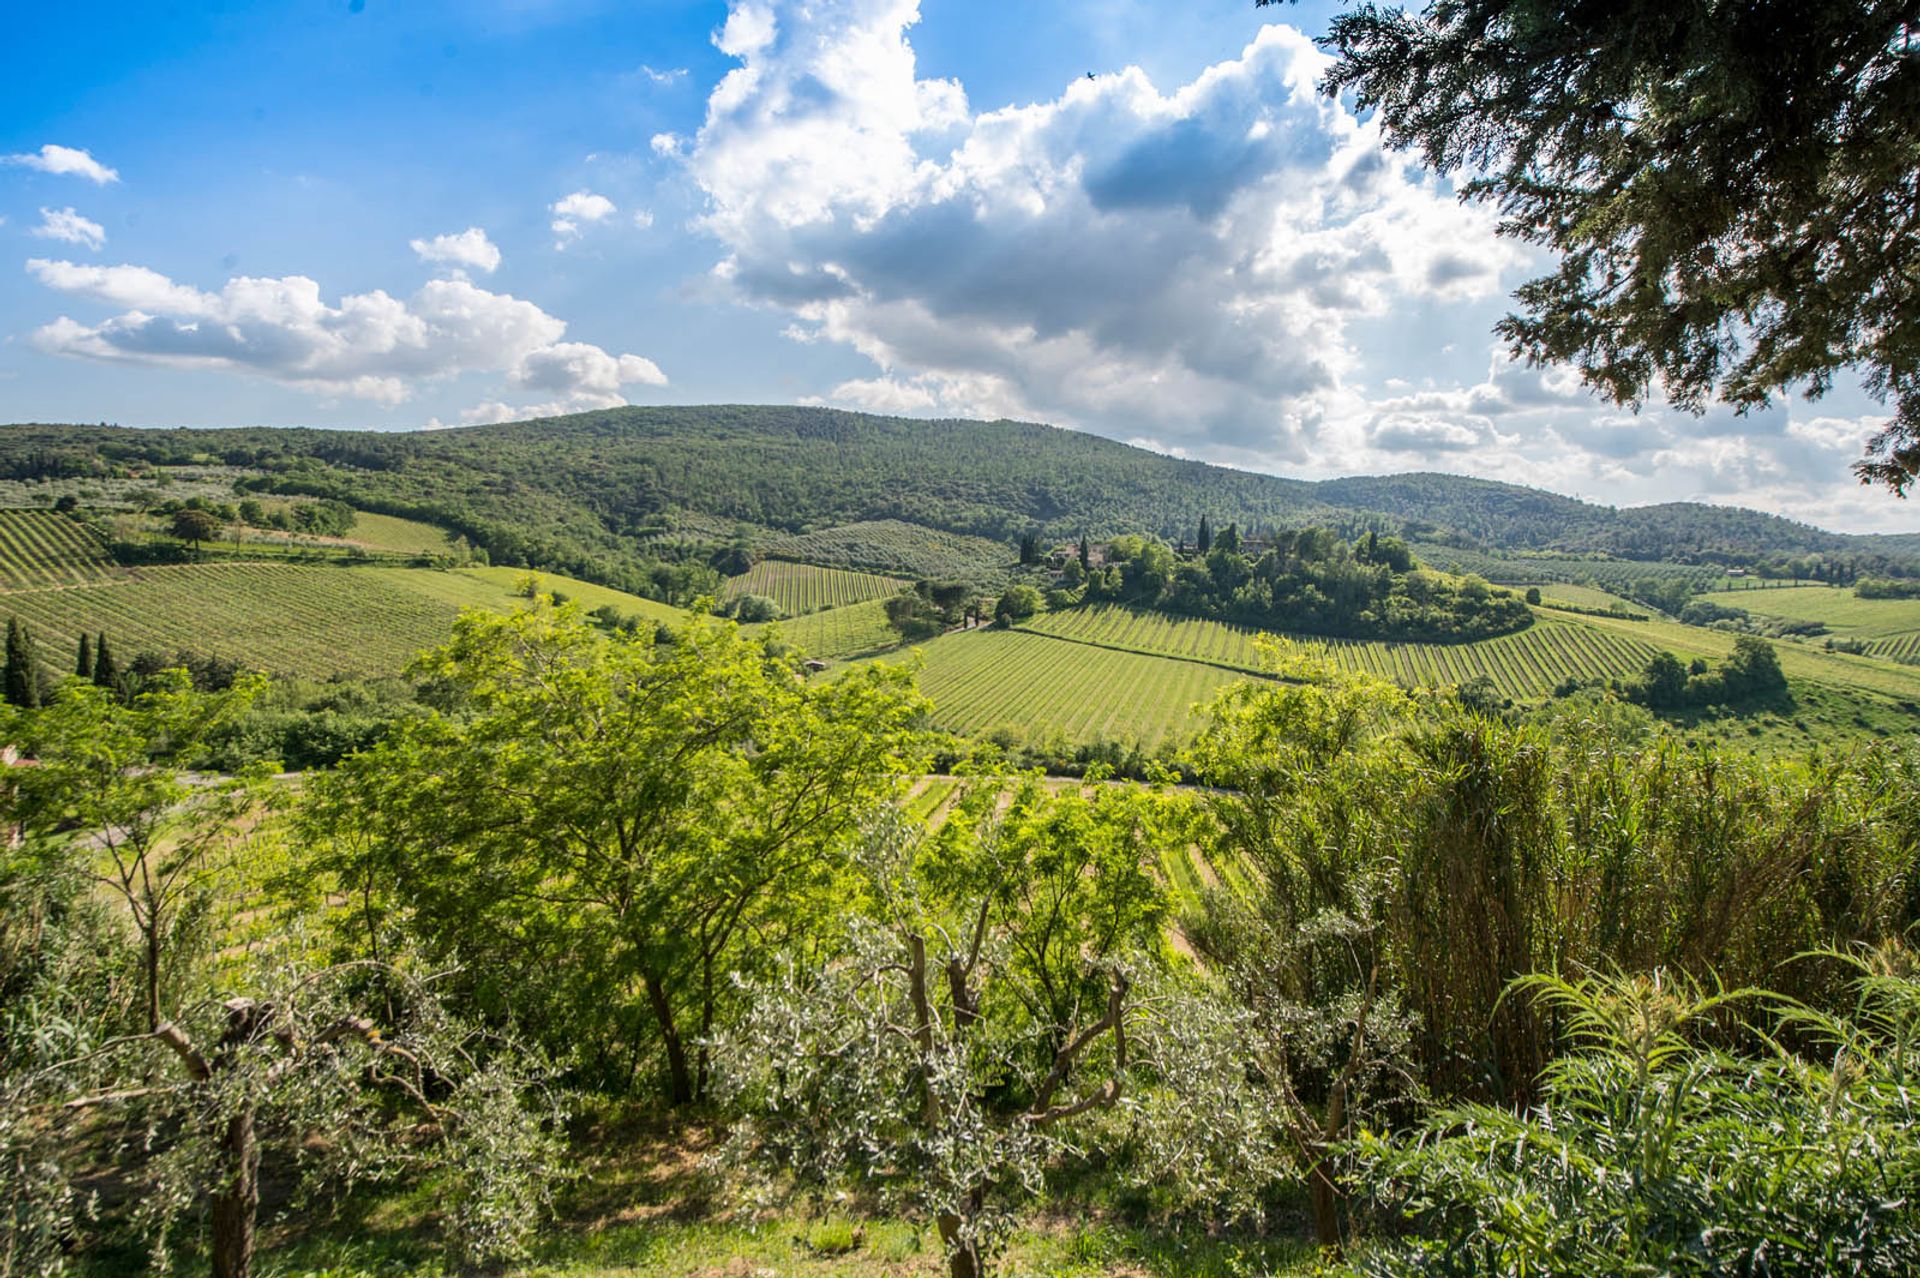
top-left (761, 598), bottom-right (901, 658)
top-left (1713, 583), bottom-right (1920, 639)
top-left (0, 563), bottom-right (684, 679)
top-left (1412, 543), bottom-right (1727, 596)
top-left (760, 519), bottom-right (1012, 580)
top-left (724, 560), bottom-right (906, 614)
top-left (0, 510), bottom-right (121, 589)
top-left (1519, 581), bottom-right (1643, 613)
top-left (1020, 605), bottom-right (1661, 699)
top-left (345, 511), bottom-right (459, 555)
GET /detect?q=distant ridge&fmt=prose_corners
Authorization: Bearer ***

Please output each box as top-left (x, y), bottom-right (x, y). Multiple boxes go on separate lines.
top-left (0, 406), bottom-right (1912, 570)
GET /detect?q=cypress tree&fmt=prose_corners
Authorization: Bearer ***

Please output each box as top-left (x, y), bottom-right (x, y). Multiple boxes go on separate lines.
top-left (77, 632), bottom-right (93, 679)
top-left (1078, 534), bottom-right (1091, 570)
top-left (93, 632), bottom-right (118, 693)
top-left (5, 619), bottom-right (39, 708)
top-left (1197, 515), bottom-right (1213, 554)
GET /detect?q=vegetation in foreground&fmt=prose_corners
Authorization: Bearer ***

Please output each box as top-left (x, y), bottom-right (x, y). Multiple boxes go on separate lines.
top-left (3, 601), bottom-right (1916, 1277)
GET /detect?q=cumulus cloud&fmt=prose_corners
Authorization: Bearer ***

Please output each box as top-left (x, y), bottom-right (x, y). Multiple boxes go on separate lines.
top-left (4, 144), bottom-right (118, 184)
top-left (25, 254), bottom-right (667, 412)
top-left (682, 0), bottom-right (1518, 461)
top-left (410, 226), bottom-right (501, 275)
top-left (31, 207), bottom-right (106, 250)
top-left (550, 189), bottom-right (617, 245)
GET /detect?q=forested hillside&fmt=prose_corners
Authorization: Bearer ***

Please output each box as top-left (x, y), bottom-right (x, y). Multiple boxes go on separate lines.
top-left (3, 408), bottom-right (1912, 585)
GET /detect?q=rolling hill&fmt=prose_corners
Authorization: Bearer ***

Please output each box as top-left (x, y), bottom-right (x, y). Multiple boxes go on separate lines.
top-left (3, 408), bottom-right (1914, 591)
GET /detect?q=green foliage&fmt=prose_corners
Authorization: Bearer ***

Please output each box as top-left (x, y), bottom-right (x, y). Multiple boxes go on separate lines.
top-left (715, 780), bottom-right (1179, 1278)
top-left (1320, 1), bottom-right (1920, 494)
top-left (1355, 956), bottom-right (1920, 1276)
top-left (301, 602), bottom-right (931, 1100)
top-left (1627, 635), bottom-right (1788, 708)
top-left (1085, 529), bottom-right (1530, 642)
top-left (993, 584), bottom-right (1044, 624)
top-left (1859, 576), bottom-right (1920, 600)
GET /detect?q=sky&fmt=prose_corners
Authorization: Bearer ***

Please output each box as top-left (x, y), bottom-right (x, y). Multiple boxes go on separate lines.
top-left (2, 0), bottom-right (1914, 536)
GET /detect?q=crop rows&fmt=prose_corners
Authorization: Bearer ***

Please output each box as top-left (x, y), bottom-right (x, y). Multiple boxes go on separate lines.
top-left (1022, 605), bottom-right (1658, 699)
top-left (760, 520), bottom-right (1012, 580)
top-left (0, 563), bottom-right (472, 677)
top-left (1871, 633), bottom-right (1920, 662)
top-left (0, 510), bottom-right (121, 589)
top-left (894, 629), bottom-right (1243, 748)
top-left (762, 599), bottom-right (900, 659)
top-left (725, 561), bottom-right (906, 614)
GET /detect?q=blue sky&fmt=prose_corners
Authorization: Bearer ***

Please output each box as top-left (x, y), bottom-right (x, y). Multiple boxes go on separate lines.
top-left (3, 0), bottom-right (1913, 534)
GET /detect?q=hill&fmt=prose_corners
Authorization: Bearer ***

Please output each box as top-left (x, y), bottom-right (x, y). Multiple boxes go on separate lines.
top-left (5, 408), bottom-right (1913, 594)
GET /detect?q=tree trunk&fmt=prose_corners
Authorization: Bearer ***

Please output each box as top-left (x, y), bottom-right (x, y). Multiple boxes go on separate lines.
top-left (1306, 1153), bottom-right (1341, 1257)
top-left (210, 1103), bottom-right (259, 1278)
top-left (144, 925), bottom-right (162, 1033)
top-left (936, 1211), bottom-right (982, 1278)
top-left (642, 969), bottom-right (694, 1106)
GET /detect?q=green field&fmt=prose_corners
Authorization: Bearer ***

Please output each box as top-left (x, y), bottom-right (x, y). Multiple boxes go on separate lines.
top-left (760, 519), bottom-right (1011, 580)
top-left (1519, 581), bottom-right (1643, 613)
top-left (345, 511), bottom-right (460, 555)
top-left (760, 598), bottom-right (900, 659)
top-left (0, 563), bottom-right (683, 679)
top-left (724, 561), bottom-right (906, 614)
top-left (0, 510), bottom-right (121, 589)
top-left (1713, 583), bottom-right (1920, 642)
top-left (1019, 605), bottom-right (1661, 698)
top-left (872, 627), bottom-right (1246, 748)
top-left (1414, 543), bottom-right (1727, 596)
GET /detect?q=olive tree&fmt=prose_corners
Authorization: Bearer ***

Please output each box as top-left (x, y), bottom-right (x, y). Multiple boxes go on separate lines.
top-left (12, 957), bottom-right (566, 1278)
top-left (714, 779), bottom-right (1183, 1278)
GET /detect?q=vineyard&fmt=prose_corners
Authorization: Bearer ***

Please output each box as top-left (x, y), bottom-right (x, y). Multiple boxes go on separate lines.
top-left (0, 510), bottom-right (122, 589)
top-left (758, 520), bottom-right (1012, 580)
top-left (724, 561), bottom-right (906, 615)
top-left (1020, 605), bottom-right (1662, 698)
top-left (759, 598), bottom-right (900, 659)
top-left (877, 627), bottom-right (1244, 749)
top-left (0, 563), bottom-right (683, 679)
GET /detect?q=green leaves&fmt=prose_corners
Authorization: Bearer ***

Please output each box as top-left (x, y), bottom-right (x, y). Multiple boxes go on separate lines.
top-left (303, 600), bottom-right (932, 1098)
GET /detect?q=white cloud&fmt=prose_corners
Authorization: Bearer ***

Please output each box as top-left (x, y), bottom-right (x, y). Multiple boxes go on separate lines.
top-left (641, 65), bottom-right (687, 85)
top-left (549, 190), bottom-right (617, 245)
top-left (4, 144), bottom-right (119, 184)
top-left (650, 132), bottom-right (683, 157)
top-left (410, 226), bottom-right (501, 275)
top-left (25, 254), bottom-right (667, 411)
top-left (31, 207), bottom-right (106, 250)
top-left (632, 209), bottom-right (654, 230)
top-left (684, 1), bottom-right (1518, 461)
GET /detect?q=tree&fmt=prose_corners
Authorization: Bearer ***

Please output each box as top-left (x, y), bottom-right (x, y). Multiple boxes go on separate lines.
top-left (1078, 533), bottom-right (1091, 570)
top-left (1525, 586), bottom-right (1542, 605)
top-left (92, 631), bottom-right (118, 694)
top-left (4, 619), bottom-right (38, 709)
top-left (11, 673), bottom-right (267, 1031)
top-left (13, 958), bottom-right (565, 1278)
top-left (993, 584), bottom-right (1045, 624)
top-left (1216, 521), bottom-right (1240, 554)
top-left (75, 631), bottom-right (92, 679)
top-left (1314, 0), bottom-right (1920, 495)
top-left (170, 507), bottom-right (220, 553)
top-left (715, 791), bottom-right (1165, 1278)
top-left (302, 603), bottom-right (930, 1103)
top-left (1197, 514), bottom-right (1214, 554)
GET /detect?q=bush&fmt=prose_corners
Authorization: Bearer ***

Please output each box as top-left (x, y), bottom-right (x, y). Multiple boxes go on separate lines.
top-left (1356, 956), bottom-right (1920, 1277)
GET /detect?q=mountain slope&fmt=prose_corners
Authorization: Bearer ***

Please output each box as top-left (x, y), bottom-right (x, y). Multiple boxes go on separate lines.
top-left (0, 407), bottom-right (1912, 574)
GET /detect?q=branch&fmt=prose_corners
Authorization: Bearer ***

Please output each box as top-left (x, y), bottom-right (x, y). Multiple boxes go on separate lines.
top-left (153, 1022), bottom-right (211, 1081)
top-left (1027, 970), bottom-right (1129, 1125)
